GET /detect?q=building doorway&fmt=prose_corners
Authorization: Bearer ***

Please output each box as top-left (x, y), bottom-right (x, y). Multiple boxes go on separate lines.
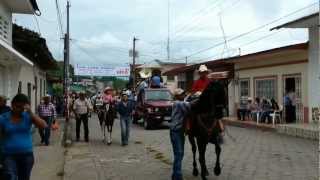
top-left (283, 74), bottom-right (303, 123)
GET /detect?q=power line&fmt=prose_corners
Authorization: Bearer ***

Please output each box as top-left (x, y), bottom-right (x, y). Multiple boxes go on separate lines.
top-left (71, 41), bottom-right (128, 65)
top-left (73, 39), bottom-right (161, 59)
top-left (184, 2), bottom-right (318, 58)
top-left (187, 29), bottom-right (286, 64)
top-left (55, 0), bottom-right (64, 37)
top-left (171, 0), bottom-right (224, 40)
top-left (172, 0), bottom-right (243, 42)
top-left (172, 0), bottom-right (223, 36)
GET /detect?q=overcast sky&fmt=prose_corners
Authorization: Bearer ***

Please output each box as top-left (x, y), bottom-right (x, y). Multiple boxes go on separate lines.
top-left (14, 0), bottom-right (318, 67)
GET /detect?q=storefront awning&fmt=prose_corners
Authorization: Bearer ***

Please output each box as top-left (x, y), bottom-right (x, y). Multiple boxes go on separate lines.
top-left (0, 39), bottom-right (33, 66)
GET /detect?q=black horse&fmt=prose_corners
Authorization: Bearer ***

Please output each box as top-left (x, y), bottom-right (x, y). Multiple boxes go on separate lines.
top-left (97, 103), bottom-right (117, 145)
top-left (186, 80), bottom-right (226, 180)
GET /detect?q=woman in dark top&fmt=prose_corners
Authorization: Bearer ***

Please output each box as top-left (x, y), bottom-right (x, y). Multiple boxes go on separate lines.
top-left (260, 99), bottom-right (273, 123)
top-left (0, 94), bottom-right (47, 180)
top-left (270, 98), bottom-right (279, 111)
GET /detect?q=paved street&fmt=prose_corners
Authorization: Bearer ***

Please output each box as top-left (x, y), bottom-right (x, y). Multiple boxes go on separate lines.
top-left (32, 120), bottom-right (65, 180)
top-left (64, 114), bottom-right (318, 180)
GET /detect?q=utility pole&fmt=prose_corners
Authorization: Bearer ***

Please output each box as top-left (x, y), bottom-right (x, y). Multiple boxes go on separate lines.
top-left (185, 56), bottom-right (188, 65)
top-left (132, 37), bottom-right (138, 90)
top-left (167, 0), bottom-right (170, 61)
top-left (63, 0), bottom-right (71, 122)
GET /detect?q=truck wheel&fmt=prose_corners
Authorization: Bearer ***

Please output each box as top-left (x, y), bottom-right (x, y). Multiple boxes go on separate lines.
top-left (133, 115), bottom-right (139, 124)
top-left (144, 118), bottom-right (152, 130)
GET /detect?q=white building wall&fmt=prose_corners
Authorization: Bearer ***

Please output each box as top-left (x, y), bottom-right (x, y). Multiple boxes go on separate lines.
top-left (308, 27), bottom-right (320, 122)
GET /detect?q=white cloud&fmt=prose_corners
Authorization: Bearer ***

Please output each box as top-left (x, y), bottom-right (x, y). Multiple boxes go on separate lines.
top-left (14, 0), bottom-right (319, 65)
top-left (78, 32), bottom-right (126, 49)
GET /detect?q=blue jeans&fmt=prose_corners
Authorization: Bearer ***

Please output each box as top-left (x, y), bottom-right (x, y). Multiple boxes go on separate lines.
top-left (120, 116), bottom-right (132, 145)
top-left (170, 129), bottom-right (185, 180)
top-left (2, 153), bottom-right (34, 180)
top-left (38, 116), bottom-right (53, 145)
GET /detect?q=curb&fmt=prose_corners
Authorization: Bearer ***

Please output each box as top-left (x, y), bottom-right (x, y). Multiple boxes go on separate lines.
top-left (222, 118), bottom-right (277, 132)
top-left (62, 120), bottom-right (73, 147)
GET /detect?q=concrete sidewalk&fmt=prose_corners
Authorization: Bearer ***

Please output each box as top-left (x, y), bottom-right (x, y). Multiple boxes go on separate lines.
top-left (31, 119), bottom-right (65, 180)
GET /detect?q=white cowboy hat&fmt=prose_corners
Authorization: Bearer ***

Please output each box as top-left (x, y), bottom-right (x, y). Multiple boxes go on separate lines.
top-left (198, 64), bottom-right (209, 72)
top-left (139, 69), bottom-right (152, 79)
top-left (173, 88), bottom-right (185, 96)
top-left (194, 91), bottom-right (202, 97)
top-left (104, 87), bottom-right (113, 91)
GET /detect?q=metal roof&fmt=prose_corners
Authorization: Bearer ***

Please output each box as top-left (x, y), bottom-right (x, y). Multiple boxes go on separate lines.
top-left (271, 12), bottom-right (319, 30)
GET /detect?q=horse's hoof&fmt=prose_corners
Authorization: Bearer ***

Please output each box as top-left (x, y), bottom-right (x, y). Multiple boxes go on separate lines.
top-left (201, 175), bottom-right (208, 180)
top-left (205, 169), bottom-right (209, 176)
top-left (192, 168), bottom-right (199, 176)
top-left (214, 165), bottom-right (221, 176)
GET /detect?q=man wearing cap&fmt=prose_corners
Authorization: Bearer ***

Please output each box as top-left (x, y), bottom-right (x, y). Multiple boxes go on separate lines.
top-left (170, 88), bottom-right (197, 180)
top-left (0, 96), bottom-right (10, 115)
top-left (37, 95), bottom-right (57, 145)
top-left (192, 64), bottom-right (211, 93)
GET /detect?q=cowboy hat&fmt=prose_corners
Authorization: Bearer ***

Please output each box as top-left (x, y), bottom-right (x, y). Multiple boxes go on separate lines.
top-left (173, 88), bottom-right (185, 96)
top-left (139, 69), bottom-right (152, 79)
top-left (194, 91), bottom-right (202, 97)
top-left (198, 64), bottom-right (209, 72)
top-left (104, 87), bottom-right (113, 91)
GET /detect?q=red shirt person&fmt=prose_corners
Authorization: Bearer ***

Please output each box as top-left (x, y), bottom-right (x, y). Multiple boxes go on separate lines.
top-left (192, 64), bottom-right (211, 93)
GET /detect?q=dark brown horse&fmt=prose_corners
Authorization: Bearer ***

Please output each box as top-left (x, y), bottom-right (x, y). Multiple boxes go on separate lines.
top-left (187, 80), bottom-right (226, 180)
top-left (97, 103), bottom-right (117, 145)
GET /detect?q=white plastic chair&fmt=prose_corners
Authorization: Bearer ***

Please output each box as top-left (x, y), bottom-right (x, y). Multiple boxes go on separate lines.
top-left (270, 105), bottom-right (283, 127)
top-left (253, 111), bottom-right (261, 124)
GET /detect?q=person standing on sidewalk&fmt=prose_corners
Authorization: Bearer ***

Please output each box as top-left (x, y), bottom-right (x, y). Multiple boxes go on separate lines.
top-left (0, 96), bottom-right (10, 178)
top-left (37, 95), bottom-right (57, 146)
top-left (0, 96), bottom-right (10, 115)
top-left (116, 92), bottom-right (135, 146)
top-left (73, 92), bottom-right (92, 142)
top-left (0, 94), bottom-right (47, 180)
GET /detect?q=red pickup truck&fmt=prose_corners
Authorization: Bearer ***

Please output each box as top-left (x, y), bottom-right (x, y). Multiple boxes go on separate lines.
top-left (133, 88), bottom-right (173, 129)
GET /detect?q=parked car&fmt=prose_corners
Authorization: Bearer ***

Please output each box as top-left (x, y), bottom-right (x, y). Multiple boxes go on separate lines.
top-left (133, 88), bottom-right (173, 129)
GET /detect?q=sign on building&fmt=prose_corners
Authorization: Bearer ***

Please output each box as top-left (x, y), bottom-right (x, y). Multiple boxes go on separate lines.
top-left (75, 64), bottom-right (130, 77)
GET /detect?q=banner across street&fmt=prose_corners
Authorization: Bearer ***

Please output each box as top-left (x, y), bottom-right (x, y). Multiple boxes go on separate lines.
top-left (74, 64), bottom-right (130, 77)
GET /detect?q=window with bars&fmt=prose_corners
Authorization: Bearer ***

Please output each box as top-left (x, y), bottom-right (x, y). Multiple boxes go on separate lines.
top-left (0, 16), bottom-right (10, 42)
top-left (18, 81), bottom-right (22, 94)
top-left (27, 83), bottom-right (32, 100)
top-left (239, 79), bottom-right (250, 98)
top-left (255, 78), bottom-right (277, 99)
top-left (167, 75), bottom-right (175, 82)
top-left (178, 81), bottom-right (186, 89)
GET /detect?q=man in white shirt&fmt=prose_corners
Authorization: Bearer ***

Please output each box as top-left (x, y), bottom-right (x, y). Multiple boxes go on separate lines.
top-left (73, 92), bottom-right (92, 142)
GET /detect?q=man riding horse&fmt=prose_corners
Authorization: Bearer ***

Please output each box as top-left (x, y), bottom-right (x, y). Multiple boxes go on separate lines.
top-left (97, 87), bottom-right (117, 145)
top-left (170, 65), bottom-right (226, 180)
